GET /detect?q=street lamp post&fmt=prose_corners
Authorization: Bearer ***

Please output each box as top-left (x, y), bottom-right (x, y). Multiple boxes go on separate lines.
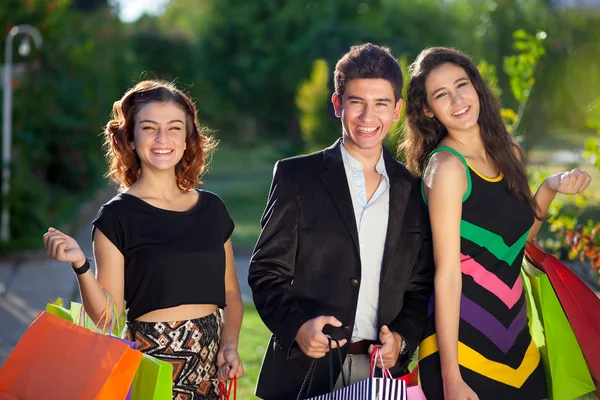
top-left (1, 25), bottom-right (43, 242)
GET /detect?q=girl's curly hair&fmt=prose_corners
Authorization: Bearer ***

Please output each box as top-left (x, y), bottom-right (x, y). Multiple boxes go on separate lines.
top-left (103, 80), bottom-right (216, 191)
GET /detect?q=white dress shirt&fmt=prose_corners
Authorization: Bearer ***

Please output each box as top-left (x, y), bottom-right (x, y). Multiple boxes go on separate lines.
top-left (340, 143), bottom-right (390, 341)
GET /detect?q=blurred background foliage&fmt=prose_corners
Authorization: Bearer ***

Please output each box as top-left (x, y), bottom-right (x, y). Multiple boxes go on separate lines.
top-left (1, 0), bottom-right (600, 263)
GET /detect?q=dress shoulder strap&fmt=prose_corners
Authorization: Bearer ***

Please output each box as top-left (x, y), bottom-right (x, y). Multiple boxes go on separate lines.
top-left (421, 146), bottom-right (472, 205)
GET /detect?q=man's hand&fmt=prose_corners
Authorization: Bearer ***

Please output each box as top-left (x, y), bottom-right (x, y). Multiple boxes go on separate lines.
top-left (295, 316), bottom-right (348, 358)
top-left (369, 325), bottom-right (403, 369)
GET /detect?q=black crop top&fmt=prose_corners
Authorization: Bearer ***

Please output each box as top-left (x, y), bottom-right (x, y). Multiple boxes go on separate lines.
top-left (91, 190), bottom-right (234, 321)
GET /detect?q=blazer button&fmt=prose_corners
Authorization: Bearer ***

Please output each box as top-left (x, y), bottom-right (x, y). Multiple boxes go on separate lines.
top-left (350, 278), bottom-right (359, 288)
top-left (342, 325), bottom-right (352, 333)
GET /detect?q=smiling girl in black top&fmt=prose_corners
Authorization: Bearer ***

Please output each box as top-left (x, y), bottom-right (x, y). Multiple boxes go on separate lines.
top-left (43, 80), bottom-right (244, 400)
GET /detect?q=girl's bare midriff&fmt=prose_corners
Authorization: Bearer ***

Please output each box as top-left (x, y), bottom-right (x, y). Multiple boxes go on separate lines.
top-left (136, 304), bottom-right (218, 322)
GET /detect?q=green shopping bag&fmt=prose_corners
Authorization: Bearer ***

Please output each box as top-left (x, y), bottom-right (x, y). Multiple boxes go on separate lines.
top-left (45, 292), bottom-right (125, 337)
top-left (45, 303), bottom-right (72, 322)
top-left (521, 266), bottom-right (596, 399)
top-left (69, 301), bottom-right (125, 337)
top-left (131, 353), bottom-right (173, 400)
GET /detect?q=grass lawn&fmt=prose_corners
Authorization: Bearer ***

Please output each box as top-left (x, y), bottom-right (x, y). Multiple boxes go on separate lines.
top-left (202, 143), bottom-right (282, 250)
top-left (203, 176), bottom-right (272, 250)
top-left (221, 190), bottom-right (270, 250)
top-left (207, 144), bottom-right (283, 176)
top-left (237, 304), bottom-right (271, 399)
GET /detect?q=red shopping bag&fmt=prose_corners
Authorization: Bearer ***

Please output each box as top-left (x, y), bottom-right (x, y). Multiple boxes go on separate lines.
top-left (397, 366), bottom-right (425, 399)
top-left (0, 311), bottom-right (142, 399)
top-left (397, 364), bottom-right (419, 387)
top-left (525, 241), bottom-right (600, 390)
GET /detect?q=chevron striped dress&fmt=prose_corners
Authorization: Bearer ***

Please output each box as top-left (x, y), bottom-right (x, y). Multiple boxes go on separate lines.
top-left (418, 147), bottom-right (547, 399)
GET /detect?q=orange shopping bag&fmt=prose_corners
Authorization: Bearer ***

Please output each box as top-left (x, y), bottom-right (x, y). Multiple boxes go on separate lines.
top-left (0, 311), bottom-right (142, 400)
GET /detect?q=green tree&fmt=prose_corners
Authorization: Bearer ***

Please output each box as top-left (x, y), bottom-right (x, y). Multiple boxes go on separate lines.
top-left (71, 0), bottom-right (108, 12)
top-left (1, 0), bottom-right (137, 252)
top-left (296, 59), bottom-right (338, 152)
top-left (184, 0), bottom-right (380, 144)
top-left (502, 29), bottom-right (546, 137)
top-left (157, 0), bottom-right (213, 42)
top-left (129, 15), bottom-right (197, 84)
top-left (477, 29), bottom-right (546, 149)
top-left (518, 4), bottom-right (600, 148)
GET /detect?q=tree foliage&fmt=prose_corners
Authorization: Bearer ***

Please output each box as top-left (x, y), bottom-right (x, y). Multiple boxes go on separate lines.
top-left (296, 59), bottom-right (338, 152)
top-left (1, 0), bottom-right (136, 251)
top-left (2, 0), bottom-right (600, 252)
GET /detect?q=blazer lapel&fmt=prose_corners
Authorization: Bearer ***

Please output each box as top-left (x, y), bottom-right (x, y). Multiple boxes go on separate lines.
top-left (380, 150), bottom-right (412, 285)
top-left (320, 140), bottom-right (360, 254)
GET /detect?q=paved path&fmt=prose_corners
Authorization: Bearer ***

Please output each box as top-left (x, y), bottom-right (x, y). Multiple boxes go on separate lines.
top-left (0, 187), bottom-right (253, 367)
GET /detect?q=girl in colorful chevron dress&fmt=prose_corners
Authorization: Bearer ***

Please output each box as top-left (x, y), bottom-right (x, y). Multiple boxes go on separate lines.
top-left (400, 47), bottom-right (592, 400)
top-left (43, 80), bottom-right (244, 399)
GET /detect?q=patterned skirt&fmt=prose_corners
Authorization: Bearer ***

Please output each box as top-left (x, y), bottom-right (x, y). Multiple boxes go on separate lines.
top-left (123, 310), bottom-right (223, 400)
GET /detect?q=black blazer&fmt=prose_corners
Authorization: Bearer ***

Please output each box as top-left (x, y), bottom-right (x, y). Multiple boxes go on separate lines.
top-left (248, 140), bottom-right (434, 399)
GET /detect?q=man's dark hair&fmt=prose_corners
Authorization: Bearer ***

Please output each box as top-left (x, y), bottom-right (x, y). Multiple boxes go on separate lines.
top-left (334, 43), bottom-right (403, 101)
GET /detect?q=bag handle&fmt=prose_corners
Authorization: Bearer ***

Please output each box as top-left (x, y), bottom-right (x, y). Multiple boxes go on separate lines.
top-left (369, 346), bottom-right (393, 379)
top-left (328, 338), bottom-right (346, 393)
top-left (75, 289), bottom-right (121, 336)
top-left (370, 346), bottom-right (421, 386)
top-left (296, 338), bottom-right (347, 400)
top-left (74, 291), bottom-right (110, 331)
top-left (219, 376), bottom-right (237, 400)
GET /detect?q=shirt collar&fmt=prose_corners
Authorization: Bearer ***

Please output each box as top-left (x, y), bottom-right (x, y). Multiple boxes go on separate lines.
top-left (340, 142), bottom-right (388, 179)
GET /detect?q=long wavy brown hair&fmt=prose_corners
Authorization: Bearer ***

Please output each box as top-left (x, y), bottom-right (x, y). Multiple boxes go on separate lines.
top-left (399, 47), bottom-right (538, 216)
top-left (103, 80), bottom-right (216, 191)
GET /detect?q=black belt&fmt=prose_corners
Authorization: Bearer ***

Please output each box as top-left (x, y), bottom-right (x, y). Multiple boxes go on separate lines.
top-left (347, 340), bottom-right (378, 355)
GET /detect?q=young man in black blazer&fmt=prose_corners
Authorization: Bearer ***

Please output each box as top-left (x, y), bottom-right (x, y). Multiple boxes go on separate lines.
top-left (248, 43), bottom-right (435, 399)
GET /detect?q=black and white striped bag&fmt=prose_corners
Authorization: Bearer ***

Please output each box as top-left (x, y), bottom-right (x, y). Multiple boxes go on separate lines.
top-left (305, 376), bottom-right (407, 400)
top-left (298, 340), bottom-right (407, 400)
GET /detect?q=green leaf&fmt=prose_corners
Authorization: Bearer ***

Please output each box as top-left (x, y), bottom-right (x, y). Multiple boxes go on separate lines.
top-left (513, 29), bottom-right (529, 40)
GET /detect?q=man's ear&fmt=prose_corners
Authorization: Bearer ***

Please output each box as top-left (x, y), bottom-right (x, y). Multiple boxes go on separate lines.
top-left (393, 99), bottom-right (403, 121)
top-left (331, 93), bottom-right (342, 118)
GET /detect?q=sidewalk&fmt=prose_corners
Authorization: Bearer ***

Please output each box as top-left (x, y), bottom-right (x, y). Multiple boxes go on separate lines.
top-left (0, 186), bottom-right (252, 367)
